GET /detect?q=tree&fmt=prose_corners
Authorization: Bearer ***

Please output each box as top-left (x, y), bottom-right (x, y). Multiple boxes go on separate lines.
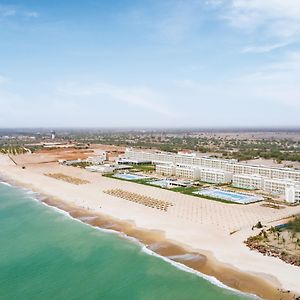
top-left (297, 238), bottom-right (300, 250)
top-left (255, 221), bottom-right (263, 229)
top-left (263, 230), bottom-right (268, 240)
top-left (276, 232), bottom-right (280, 242)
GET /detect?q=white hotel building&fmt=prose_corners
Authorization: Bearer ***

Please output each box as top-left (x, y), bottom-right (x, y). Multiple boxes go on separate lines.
top-left (232, 174), bottom-right (264, 190)
top-left (199, 168), bottom-right (232, 184)
top-left (125, 148), bottom-right (300, 181)
top-left (263, 179), bottom-right (300, 204)
top-left (156, 163), bottom-right (232, 183)
top-left (175, 164), bottom-right (200, 180)
top-left (124, 148), bottom-right (300, 203)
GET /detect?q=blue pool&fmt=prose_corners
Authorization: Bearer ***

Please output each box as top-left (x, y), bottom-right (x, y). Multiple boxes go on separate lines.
top-left (114, 173), bottom-right (149, 180)
top-left (193, 188), bottom-right (263, 204)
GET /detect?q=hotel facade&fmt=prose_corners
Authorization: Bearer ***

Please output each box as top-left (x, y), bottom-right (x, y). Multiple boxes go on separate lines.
top-left (232, 174), bottom-right (264, 190)
top-left (156, 163), bottom-right (232, 183)
top-left (124, 148), bottom-right (300, 181)
top-left (124, 148), bottom-right (300, 203)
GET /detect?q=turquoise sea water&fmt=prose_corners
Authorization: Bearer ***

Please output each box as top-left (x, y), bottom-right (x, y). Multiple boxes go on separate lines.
top-left (0, 182), bottom-right (251, 300)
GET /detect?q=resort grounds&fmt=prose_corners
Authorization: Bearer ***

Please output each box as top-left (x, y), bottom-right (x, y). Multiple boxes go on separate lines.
top-left (1, 151), bottom-right (300, 300)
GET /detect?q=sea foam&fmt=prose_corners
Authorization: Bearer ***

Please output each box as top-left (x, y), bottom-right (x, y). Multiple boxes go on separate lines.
top-left (0, 181), bottom-right (12, 187)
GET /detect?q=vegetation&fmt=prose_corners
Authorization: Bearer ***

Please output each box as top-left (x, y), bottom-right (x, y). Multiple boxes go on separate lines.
top-left (0, 147), bottom-right (27, 155)
top-left (1, 129), bottom-right (300, 164)
top-left (70, 161), bottom-right (93, 168)
top-left (27, 145), bottom-right (43, 153)
top-left (64, 131), bottom-right (300, 163)
top-left (286, 217), bottom-right (300, 233)
top-left (105, 174), bottom-right (239, 204)
top-left (246, 216), bottom-right (300, 267)
top-left (254, 221), bottom-right (263, 229)
top-left (131, 164), bottom-right (156, 172)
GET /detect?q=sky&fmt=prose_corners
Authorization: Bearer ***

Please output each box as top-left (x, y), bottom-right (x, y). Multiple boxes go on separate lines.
top-left (0, 0), bottom-right (300, 128)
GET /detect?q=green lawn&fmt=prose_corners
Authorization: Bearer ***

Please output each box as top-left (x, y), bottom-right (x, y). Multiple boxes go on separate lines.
top-left (130, 164), bottom-right (156, 172)
top-left (104, 173), bottom-right (238, 204)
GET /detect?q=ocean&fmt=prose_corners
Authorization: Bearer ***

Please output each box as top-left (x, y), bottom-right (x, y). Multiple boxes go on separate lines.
top-left (0, 182), bottom-right (251, 300)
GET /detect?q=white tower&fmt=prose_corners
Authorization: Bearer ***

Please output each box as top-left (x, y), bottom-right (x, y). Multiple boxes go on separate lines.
top-left (51, 131), bottom-right (56, 140)
top-left (285, 185), bottom-right (295, 203)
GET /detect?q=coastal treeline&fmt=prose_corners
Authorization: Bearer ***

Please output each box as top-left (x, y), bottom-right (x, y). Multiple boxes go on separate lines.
top-left (61, 133), bottom-right (300, 163)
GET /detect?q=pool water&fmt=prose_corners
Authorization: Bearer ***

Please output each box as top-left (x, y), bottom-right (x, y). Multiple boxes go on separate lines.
top-left (114, 173), bottom-right (149, 180)
top-left (194, 189), bottom-right (262, 204)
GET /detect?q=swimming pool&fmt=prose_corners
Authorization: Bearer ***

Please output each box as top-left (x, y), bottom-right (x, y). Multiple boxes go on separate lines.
top-left (113, 173), bottom-right (149, 180)
top-left (193, 188), bottom-right (263, 204)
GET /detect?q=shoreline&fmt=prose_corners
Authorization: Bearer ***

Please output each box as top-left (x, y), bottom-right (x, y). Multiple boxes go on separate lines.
top-left (0, 176), bottom-right (296, 300)
top-left (1, 153), bottom-right (300, 300)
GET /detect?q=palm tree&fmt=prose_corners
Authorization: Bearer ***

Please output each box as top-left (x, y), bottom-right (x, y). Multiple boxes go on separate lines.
top-left (291, 232), bottom-right (296, 242)
top-left (276, 232), bottom-right (280, 242)
top-left (263, 230), bottom-right (268, 240)
top-left (296, 238), bottom-right (300, 250)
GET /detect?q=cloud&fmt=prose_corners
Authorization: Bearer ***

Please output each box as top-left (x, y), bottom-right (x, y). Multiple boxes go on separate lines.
top-left (231, 51), bottom-right (300, 107)
top-left (174, 50), bottom-right (300, 109)
top-left (24, 11), bottom-right (39, 18)
top-left (57, 81), bottom-right (176, 117)
top-left (154, 1), bottom-right (202, 43)
top-left (206, 0), bottom-right (300, 53)
top-left (0, 5), bottom-right (38, 19)
top-left (0, 5), bottom-right (16, 17)
top-left (239, 51), bottom-right (300, 78)
top-left (242, 42), bottom-right (289, 53)
top-left (205, 0), bottom-right (223, 8)
top-left (122, 1), bottom-right (205, 44)
top-left (224, 0), bottom-right (300, 33)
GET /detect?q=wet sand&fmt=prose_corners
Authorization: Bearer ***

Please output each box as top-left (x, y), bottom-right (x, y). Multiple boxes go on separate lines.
top-left (42, 196), bottom-right (296, 300)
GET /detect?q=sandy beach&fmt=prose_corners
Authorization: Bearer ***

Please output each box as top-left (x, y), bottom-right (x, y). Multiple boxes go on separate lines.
top-left (1, 153), bottom-right (300, 300)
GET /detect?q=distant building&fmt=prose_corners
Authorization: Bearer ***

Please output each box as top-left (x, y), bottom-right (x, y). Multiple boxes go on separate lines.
top-left (175, 164), bottom-right (200, 180)
top-left (117, 158), bottom-right (151, 165)
top-left (85, 164), bottom-right (132, 173)
top-left (232, 174), bottom-right (264, 190)
top-left (124, 148), bottom-right (300, 203)
top-left (156, 163), bottom-right (176, 177)
top-left (156, 163), bottom-right (232, 183)
top-left (285, 185), bottom-right (300, 204)
top-left (86, 151), bottom-right (108, 165)
top-left (177, 150), bottom-right (197, 157)
top-left (124, 148), bottom-right (300, 181)
top-left (199, 168), bottom-right (232, 184)
top-left (51, 131), bottom-right (56, 140)
top-left (85, 165), bottom-right (115, 174)
top-left (263, 178), bottom-right (296, 195)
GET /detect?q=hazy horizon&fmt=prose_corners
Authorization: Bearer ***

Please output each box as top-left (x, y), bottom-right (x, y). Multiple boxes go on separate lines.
top-left (1, 126), bottom-right (300, 133)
